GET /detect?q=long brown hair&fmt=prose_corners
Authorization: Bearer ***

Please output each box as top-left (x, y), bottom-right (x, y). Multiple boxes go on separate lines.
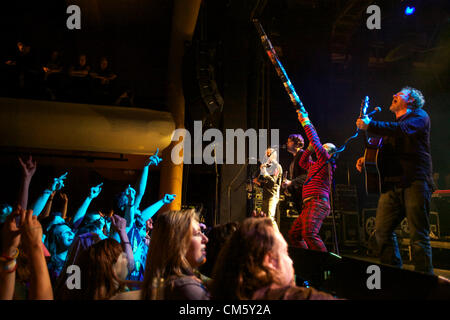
top-left (73, 238), bottom-right (124, 300)
top-left (141, 209), bottom-right (198, 299)
top-left (210, 217), bottom-right (277, 300)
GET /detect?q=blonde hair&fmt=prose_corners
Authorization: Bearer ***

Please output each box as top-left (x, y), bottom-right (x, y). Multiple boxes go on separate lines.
top-left (141, 209), bottom-right (199, 299)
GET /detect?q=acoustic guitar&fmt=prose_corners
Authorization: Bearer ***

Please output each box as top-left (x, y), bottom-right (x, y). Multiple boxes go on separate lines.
top-left (360, 96), bottom-right (383, 195)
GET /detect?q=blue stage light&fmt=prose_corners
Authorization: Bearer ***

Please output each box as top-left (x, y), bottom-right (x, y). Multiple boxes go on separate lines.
top-left (405, 6), bottom-right (415, 15)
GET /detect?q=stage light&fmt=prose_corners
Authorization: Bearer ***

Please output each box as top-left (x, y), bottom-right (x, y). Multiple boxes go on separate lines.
top-left (405, 6), bottom-right (415, 15)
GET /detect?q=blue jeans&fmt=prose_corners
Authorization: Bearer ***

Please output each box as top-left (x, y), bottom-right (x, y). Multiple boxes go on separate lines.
top-left (375, 180), bottom-right (433, 274)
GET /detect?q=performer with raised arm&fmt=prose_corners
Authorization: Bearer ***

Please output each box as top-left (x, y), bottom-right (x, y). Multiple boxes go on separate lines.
top-left (355, 87), bottom-right (434, 274)
top-left (288, 110), bottom-right (336, 252)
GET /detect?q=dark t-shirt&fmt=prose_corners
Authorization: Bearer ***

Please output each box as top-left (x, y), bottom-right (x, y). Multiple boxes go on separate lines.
top-left (164, 275), bottom-right (210, 300)
top-left (368, 108), bottom-right (433, 189)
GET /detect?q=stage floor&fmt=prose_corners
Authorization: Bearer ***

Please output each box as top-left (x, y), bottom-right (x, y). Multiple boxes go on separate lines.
top-left (341, 250), bottom-right (450, 280)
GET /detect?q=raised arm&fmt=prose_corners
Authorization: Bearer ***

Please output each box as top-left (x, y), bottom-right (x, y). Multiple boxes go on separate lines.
top-left (17, 156), bottom-right (37, 210)
top-left (297, 110), bottom-right (329, 162)
top-left (111, 214), bottom-right (135, 273)
top-left (60, 193), bottom-right (69, 220)
top-left (21, 209), bottom-right (53, 300)
top-left (140, 194), bottom-right (176, 223)
top-left (39, 191), bottom-right (56, 220)
top-left (31, 172), bottom-right (67, 217)
top-left (0, 207), bottom-right (25, 300)
top-left (72, 183), bottom-right (103, 228)
top-left (299, 145), bottom-right (314, 170)
top-left (134, 149), bottom-right (162, 210)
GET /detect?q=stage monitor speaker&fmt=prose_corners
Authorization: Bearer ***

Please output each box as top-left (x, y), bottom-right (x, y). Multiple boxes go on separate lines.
top-left (289, 247), bottom-right (450, 299)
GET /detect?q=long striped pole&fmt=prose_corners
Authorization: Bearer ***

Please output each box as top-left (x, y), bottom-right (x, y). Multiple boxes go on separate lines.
top-left (253, 19), bottom-right (307, 114)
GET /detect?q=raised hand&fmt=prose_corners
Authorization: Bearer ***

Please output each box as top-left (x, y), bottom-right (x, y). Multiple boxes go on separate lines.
top-left (18, 156), bottom-right (37, 180)
top-left (356, 116), bottom-right (371, 131)
top-left (125, 185), bottom-right (136, 205)
top-left (1, 206), bottom-right (25, 256)
top-left (59, 193), bottom-right (68, 202)
top-left (296, 109), bottom-right (309, 122)
top-left (356, 156), bottom-right (365, 173)
top-left (110, 214), bottom-right (127, 234)
top-left (51, 172), bottom-right (68, 192)
top-left (146, 148), bottom-right (162, 167)
top-left (21, 209), bottom-right (43, 252)
top-left (89, 183), bottom-right (103, 200)
top-left (163, 194), bottom-right (176, 204)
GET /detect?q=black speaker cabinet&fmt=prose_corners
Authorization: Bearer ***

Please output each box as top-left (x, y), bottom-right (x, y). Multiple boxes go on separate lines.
top-left (339, 211), bottom-right (361, 246)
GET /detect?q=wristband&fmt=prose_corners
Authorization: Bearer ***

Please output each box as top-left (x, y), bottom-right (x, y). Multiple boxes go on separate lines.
top-left (300, 118), bottom-right (311, 126)
top-left (3, 260), bottom-right (18, 273)
top-left (0, 248), bottom-right (19, 262)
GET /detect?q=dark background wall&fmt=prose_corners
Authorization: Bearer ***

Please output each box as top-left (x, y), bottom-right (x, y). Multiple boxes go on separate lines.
top-left (0, 0), bottom-right (449, 224)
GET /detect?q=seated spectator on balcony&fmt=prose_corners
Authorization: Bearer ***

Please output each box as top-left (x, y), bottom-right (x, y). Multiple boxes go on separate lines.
top-left (42, 50), bottom-right (64, 100)
top-left (68, 54), bottom-right (91, 102)
top-left (115, 87), bottom-right (135, 107)
top-left (90, 57), bottom-right (117, 105)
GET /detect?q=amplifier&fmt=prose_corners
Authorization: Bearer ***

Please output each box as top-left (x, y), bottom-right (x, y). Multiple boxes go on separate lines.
top-left (320, 217), bottom-right (341, 250)
top-left (334, 184), bottom-right (358, 212)
top-left (431, 190), bottom-right (450, 237)
top-left (339, 211), bottom-right (361, 246)
top-left (362, 209), bottom-right (441, 241)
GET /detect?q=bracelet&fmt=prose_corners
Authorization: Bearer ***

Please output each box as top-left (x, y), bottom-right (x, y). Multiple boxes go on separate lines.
top-left (5, 260), bottom-right (18, 273)
top-left (300, 118), bottom-right (311, 127)
top-left (2, 259), bottom-right (17, 273)
top-left (0, 248), bottom-right (19, 262)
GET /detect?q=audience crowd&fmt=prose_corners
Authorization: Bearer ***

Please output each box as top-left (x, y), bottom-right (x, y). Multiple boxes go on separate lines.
top-left (0, 41), bottom-right (134, 107)
top-left (0, 152), bottom-right (338, 301)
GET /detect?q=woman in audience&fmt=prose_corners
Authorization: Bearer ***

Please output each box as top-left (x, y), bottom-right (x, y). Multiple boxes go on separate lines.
top-left (65, 238), bottom-right (129, 300)
top-left (210, 217), bottom-right (337, 300)
top-left (113, 209), bottom-right (209, 300)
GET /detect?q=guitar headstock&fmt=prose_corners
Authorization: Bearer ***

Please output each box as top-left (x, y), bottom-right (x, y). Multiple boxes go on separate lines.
top-left (359, 96), bottom-right (369, 117)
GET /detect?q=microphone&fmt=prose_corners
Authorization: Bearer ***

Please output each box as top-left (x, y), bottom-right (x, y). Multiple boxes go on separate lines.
top-left (280, 144), bottom-right (287, 149)
top-left (365, 107), bottom-right (381, 117)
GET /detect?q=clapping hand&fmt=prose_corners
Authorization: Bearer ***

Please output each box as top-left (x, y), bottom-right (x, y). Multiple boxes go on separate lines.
top-left (18, 156), bottom-right (37, 180)
top-left (51, 172), bottom-right (68, 192)
top-left (146, 148), bottom-right (162, 167)
top-left (89, 183), bottom-right (103, 200)
top-left (163, 194), bottom-right (176, 204)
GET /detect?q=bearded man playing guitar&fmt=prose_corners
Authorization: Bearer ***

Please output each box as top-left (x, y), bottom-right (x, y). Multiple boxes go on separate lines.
top-left (356, 86), bottom-right (434, 274)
